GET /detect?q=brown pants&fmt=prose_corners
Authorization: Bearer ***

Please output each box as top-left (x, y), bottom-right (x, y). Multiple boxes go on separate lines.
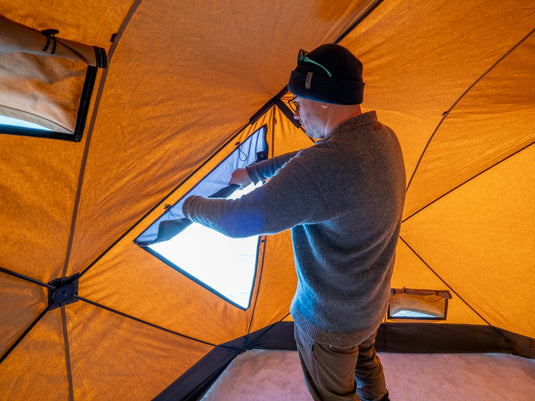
top-left (294, 324), bottom-right (389, 401)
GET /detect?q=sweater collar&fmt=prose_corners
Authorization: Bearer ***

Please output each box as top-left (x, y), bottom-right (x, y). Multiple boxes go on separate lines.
top-left (329, 111), bottom-right (377, 136)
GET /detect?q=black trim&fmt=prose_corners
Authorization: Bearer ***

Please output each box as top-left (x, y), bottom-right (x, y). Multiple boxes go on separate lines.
top-left (154, 346), bottom-right (236, 401)
top-left (388, 288), bottom-right (451, 320)
top-left (0, 124), bottom-right (76, 141)
top-left (274, 99), bottom-right (301, 128)
top-left (133, 125), bottom-right (268, 310)
top-left (376, 323), bottom-right (534, 358)
top-left (79, 122), bottom-right (261, 278)
top-left (72, 66), bottom-right (98, 142)
top-left (248, 90), bottom-right (303, 129)
top-left (153, 323), bottom-right (289, 401)
top-left (249, 87), bottom-right (288, 125)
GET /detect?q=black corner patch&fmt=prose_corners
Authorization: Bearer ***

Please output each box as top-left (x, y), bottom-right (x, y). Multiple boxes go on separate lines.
top-left (48, 273), bottom-right (80, 310)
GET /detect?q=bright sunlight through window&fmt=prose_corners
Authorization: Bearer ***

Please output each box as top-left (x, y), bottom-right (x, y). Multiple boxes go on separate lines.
top-left (147, 182), bottom-right (261, 309)
top-left (389, 310), bottom-right (438, 319)
top-left (0, 115), bottom-right (52, 130)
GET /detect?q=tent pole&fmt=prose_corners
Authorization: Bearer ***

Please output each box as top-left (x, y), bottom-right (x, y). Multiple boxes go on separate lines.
top-left (0, 266), bottom-right (55, 290)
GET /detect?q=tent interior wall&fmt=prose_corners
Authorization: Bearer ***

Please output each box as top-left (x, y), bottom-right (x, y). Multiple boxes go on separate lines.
top-left (0, 0), bottom-right (533, 400)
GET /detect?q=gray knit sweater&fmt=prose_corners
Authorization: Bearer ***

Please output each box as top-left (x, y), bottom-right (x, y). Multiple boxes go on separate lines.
top-left (183, 111), bottom-right (406, 347)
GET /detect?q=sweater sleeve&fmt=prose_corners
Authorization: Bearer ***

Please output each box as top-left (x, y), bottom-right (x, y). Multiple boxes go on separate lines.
top-left (182, 151), bottom-right (329, 238)
top-left (246, 151), bottom-right (298, 183)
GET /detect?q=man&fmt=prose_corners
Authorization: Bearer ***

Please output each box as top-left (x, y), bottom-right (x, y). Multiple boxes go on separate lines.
top-left (183, 43), bottom-right (405, 401)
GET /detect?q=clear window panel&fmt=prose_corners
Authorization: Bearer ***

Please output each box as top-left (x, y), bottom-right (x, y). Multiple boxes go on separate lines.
top-left (137, 126), bottom-right (267, 309)
top-left (147, 182), bottom-right (262, 309)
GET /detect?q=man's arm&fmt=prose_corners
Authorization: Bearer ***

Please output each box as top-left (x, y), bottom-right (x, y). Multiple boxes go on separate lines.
top-left (182, 150), bottom-right (327, 238)
top-left (243, 151), bottom-right (298, 184)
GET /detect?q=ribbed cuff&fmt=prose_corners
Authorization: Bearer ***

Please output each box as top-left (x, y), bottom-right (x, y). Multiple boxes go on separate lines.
top-left (245, 165), bottom-right (262, 184)
top-left (182, 195), bottom-right (201, 220)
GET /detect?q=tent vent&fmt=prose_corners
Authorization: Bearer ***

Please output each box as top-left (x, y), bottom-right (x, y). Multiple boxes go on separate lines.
top-left (48, 274), bottom-right (80, 310)
top-left (388, 288), bottom-right (452, 320)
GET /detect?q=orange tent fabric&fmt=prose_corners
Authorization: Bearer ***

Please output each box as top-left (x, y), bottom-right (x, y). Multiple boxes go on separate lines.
top-left (1, 1), bottom-right (533, 399)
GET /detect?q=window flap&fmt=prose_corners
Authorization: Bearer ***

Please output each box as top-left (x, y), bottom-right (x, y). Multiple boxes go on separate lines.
top-left (0, 15), bottom-right (106, 141)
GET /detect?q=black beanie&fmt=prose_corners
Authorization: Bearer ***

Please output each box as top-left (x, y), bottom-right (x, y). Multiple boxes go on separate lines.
top-left (288, 44), bottom-right (365, 105)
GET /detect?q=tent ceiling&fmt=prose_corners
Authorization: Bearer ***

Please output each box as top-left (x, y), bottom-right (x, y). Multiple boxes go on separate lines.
top-left (1, 0), bottom-right (534, 399)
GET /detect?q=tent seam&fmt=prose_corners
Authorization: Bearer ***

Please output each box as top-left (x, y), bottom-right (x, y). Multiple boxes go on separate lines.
top-left (402, 141), bottom-right (534, 222)
top-left (0, 266), bottom-right (55, 290)
top-left (77, 296), bottom-right (217, 347)
top-left (335, 0), bottom-right (384, 44)
top-left (246, 236), bottom-right (267, 334)
top-left (0, 306), bottom-right (51, 365)
top-left (62, 0), bottom-right (144, 278)
top-left (61, 306), bottom-right (75, 401)
top-left (405, 27), bottom-right (535, 194)
top-left (396, 237), bottom-right (521, 346)
top-left (399, 236), bottom-right (494, 326)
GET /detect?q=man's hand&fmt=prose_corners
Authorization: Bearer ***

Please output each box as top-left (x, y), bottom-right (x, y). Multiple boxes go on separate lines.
top-left (229, 168), bottom-right (252, 188)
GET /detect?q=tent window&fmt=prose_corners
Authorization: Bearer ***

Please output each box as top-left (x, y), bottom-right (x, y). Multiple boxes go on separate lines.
top-left (388, 288), bottom-right (452, 320)
top-left (135, 126), bottom-right (268, 310)
top-left (0, 16), bottom-right (107, 141)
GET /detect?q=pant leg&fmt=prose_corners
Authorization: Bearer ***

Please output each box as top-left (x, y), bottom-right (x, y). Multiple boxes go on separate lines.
top-left (355, 334), bottom-right (389, 401)
top-left (294, 324), bottom-right (359, 401)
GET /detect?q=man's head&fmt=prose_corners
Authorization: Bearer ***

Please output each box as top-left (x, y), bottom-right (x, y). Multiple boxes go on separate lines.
top-left (288, 44), bottom-right (365, 139)
top-left (288, 44), bottom-right (365, 105)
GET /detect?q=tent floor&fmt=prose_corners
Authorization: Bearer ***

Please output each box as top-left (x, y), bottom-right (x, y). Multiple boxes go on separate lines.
top-left (201, 349), bottom-right (535, 401)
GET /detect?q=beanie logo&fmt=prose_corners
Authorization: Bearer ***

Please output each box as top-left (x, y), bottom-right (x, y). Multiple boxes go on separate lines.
top-left (305, 72), bottom-right (313, 89)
